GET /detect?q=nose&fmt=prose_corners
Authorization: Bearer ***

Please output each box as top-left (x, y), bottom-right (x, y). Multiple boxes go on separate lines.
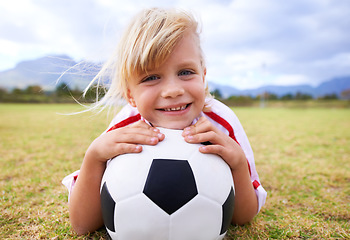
top-left (160, 78), bottom-right (185, 98)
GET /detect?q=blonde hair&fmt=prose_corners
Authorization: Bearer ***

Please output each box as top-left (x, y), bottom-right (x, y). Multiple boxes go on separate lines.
top-left (85, 8), bottom-right (209, 112)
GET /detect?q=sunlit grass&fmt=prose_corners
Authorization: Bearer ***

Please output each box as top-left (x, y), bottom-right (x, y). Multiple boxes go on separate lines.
top-left (228, 108), bottom-right (350, 239)
top-left (0, 104), bottom-right (349, 239)
top-left (0, 104), bottom-right (111, 239)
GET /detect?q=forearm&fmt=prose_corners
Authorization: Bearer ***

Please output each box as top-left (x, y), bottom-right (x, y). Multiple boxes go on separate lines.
top-left (68, 154), bottom-right (106, 235)
top-left (231, 162), bottom-right (258, 225)
top-left (67, 121), bottom-right (165, 235)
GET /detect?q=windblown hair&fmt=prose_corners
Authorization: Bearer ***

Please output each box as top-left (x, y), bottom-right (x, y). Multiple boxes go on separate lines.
top-left (84, 8), bottom-right (208, 112)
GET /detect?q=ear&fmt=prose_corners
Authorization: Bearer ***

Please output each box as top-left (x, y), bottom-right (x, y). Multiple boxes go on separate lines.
top-left (126, 89), bottom-right (137, 107)
top-left (202, 67), bottom-right (207, 82)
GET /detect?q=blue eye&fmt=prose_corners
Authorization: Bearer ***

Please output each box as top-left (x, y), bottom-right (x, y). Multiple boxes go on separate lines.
top-left (179, 70), bottom-right (194, 76)
top-left (142, 75), bottom-right (159, 83)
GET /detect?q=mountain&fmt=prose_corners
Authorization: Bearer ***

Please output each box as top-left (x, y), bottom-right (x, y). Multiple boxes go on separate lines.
top-left (0, 55), bottom-right (98, 90)
top-left (209, 77), bottom-right (350, 98)
top-left (1, 55), bottom-right (349, 98)
top-left (316, 77), bottom-right (350, 97)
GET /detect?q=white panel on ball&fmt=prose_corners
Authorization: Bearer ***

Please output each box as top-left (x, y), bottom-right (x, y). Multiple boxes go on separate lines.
top-left (103, 151), bottom-right (153, 202)
top-left (115, 194), bottom-right (169, 240)
top-left (189, 149), bottom-right (234, 204)
top-left (170, 195), bottom-right (222, 240)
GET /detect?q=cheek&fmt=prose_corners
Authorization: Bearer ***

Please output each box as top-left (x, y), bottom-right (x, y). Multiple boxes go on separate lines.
top-left (193, 82), bottom-right (206, 100)
top-left (133, 89), bottom-right (154, 109)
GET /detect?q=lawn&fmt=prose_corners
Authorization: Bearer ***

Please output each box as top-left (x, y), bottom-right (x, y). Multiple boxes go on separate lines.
top-left (0, 104), bottom-right (349, 239)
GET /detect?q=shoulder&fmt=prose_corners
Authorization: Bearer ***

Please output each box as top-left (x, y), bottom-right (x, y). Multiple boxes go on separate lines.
top-left (203, 98), bottom-right (242, 139)
top-left (205, 98), bottom-right (239, 120)
top-left (106, 104), bottom-right (141, 132)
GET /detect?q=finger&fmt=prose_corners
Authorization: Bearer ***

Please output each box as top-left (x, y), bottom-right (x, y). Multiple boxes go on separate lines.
top-left (131, 121), bottom-right (165, 139)
top-left (184, 130), bottom-right (222, 145)
top-left (120, 127), bottom-right (163, 139)
top-left (199, 144), bottom-right (225, 155)
top-left (183, 117), bottom-right (216, 136)
top-left (198, 145), bottom-right (233, 167)
top-left (111, 132), bottom-right (162, 146)
top-left (111, 124), bottom-right (164, 142)
top-left (112, 143), bottom-right (143, 157)
top-left (130, 120), bottom-right (162, 134)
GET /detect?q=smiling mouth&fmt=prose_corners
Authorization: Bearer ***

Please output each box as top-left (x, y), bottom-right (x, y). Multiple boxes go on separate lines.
top-left (159, 104), bottom-right (190, 112)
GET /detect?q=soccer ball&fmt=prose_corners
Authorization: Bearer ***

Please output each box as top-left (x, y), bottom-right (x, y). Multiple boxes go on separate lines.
top-left (100, 127), bottom-right (235, 240)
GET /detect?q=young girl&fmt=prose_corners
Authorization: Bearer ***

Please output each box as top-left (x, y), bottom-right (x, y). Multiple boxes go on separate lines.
top-left (63, 7), bottom-right (267, 235)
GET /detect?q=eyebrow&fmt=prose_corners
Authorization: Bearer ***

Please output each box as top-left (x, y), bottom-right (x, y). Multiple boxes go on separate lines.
top-left (137, 59), bottom-right (201, 79)
top-left (177, 60), bottom-right (200, 69)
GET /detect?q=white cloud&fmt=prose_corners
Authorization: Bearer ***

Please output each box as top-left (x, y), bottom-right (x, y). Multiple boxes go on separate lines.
top-left (273, 74), bottom-right (310, 87)
top-left (0, 0), bottom-right (349, 89)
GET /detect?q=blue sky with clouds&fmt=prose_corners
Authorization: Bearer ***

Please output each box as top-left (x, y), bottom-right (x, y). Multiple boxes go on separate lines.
top-left (0, 0), bottom-right (349, 89)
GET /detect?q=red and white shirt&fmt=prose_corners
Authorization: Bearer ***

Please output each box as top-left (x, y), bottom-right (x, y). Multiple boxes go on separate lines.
top-left (62, 98), bottom-right (267, 213)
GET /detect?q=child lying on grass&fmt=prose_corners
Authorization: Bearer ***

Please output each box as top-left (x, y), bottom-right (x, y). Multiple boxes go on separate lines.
top-left (62, 7), bottom-right (267, 235)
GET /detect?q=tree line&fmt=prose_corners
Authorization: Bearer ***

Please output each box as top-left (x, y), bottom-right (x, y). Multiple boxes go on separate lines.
top-left (211, 88), bottom-right (350, 107)
top-left (1, 83), bottom-right (349, 105)
top-left (0, 82), bottom-right (106, 103)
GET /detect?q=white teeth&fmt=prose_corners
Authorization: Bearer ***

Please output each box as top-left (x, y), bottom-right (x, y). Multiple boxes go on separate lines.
top-left (164, 104), bottom-right (187, 111)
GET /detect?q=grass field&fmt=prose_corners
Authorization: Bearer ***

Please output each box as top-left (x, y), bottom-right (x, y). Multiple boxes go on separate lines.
top-left (0, 104), bottom-right (349, 239)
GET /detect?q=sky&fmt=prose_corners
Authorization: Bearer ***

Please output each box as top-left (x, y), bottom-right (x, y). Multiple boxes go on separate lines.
top-left (0, 0), bottom-right (349, 90)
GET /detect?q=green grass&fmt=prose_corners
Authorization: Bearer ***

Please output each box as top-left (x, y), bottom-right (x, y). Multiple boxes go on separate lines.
top-left (1, 104), bottom-right (349, 239)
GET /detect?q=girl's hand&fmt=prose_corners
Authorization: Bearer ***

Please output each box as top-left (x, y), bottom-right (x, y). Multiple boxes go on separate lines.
top-left (182, 117), bottom-right (258, 225)
top-left (69, 120), bottom-right (164, 235)
top-left (182, 116), bottom-right (246, 172)
top-left (86, 120), bottom-right (165, 164)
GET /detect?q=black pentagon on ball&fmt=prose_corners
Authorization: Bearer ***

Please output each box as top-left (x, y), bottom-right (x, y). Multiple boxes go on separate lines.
top-left (143, 159), bottom-right (198, 215)
top-left (220, 187), bottom-right (235, 235)
top-left (101, 182), bottom-right (116, 232)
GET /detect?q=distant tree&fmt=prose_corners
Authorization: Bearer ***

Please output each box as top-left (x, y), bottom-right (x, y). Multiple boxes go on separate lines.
top-left (341, 89), bottom-right (350, 100)
top-left (295, 92), bottom-right (313, 100)
top-left (24, 85), bottom-right (44, 95)
top-left (267, 93), bottom-right (278, 100)
top-left (226, 95), bottom-right (254, 106)
top-left (280, 93), bottom-right (294, 100)
top-left (12, 88), bottom-right (23, 95)
top-left (84, 84), bottom-right (107, 101)
top-left (0, 87), bottom-right (8, 95)
top-left (210, 89), bottom-right (223, 99)
top-left (257, 91), bottom-right (278, 100)
top-left (70, 86), bottom-right (83, 98)
top-left (0, 88), bottom-right (8, 100)
top-left (319, 94), bottom-right (338, 100)
top-left (55, 82), bottom-right (71, 97)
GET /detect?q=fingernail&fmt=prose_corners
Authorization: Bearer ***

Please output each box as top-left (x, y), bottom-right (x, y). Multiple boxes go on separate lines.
top-left (186, 135), bottom-right (194, 141)
top-left (135, 145), bottom-right (142, 151)
top-left (199, 146), bottom-right (207, 152)
top-left (158, 133), bottom-right (164, 139)
top-left (150, 137), bottom-right (157, 144)
top-left (183, 130), bottom-right (191, 136)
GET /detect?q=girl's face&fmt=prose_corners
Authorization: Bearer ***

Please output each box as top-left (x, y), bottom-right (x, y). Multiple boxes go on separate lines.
top-left (127, 31), bottom-right (206, 130)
